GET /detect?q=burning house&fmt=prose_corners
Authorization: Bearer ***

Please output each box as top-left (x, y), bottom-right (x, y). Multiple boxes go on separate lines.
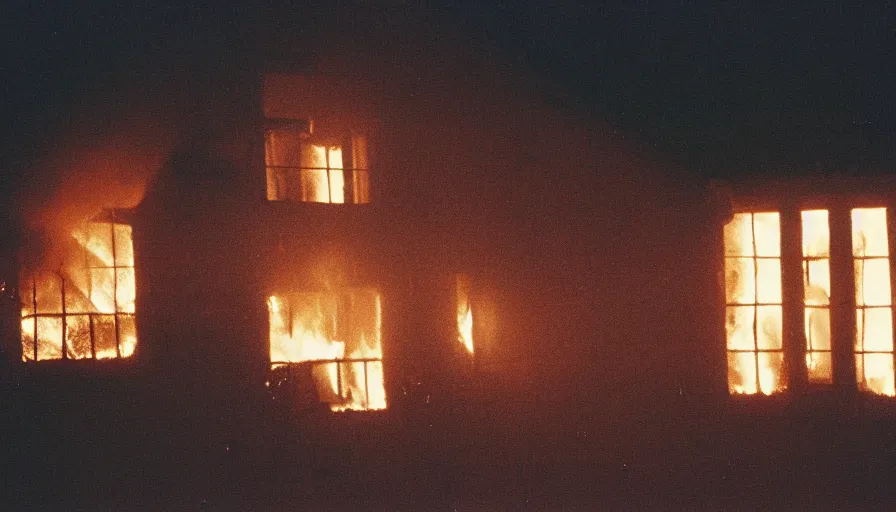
top-left (3, 3), bottom-right (896, 509)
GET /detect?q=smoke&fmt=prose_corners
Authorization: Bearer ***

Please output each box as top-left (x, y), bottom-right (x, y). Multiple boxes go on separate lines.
top-left (16, 74), bottom-right (189, 270)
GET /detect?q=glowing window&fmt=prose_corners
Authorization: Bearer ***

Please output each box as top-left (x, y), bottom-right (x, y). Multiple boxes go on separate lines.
top-left (724, 212), bottom-right (785, 395)
top-left (267, 289), bottom-right (386, 411)
top-left (20, 215), bottom-right (137, 361)
top-left (852, 208), bottom-right (895, 396)
top-left (456, 274), bottom-right (474, 355)
top-left (264, 121), bottom-right (369, 204)
top-left (802, 210), bottom-right (832, 383)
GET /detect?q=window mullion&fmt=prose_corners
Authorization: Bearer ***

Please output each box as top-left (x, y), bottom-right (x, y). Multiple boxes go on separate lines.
top-left (781, 206), bottom-right (806, 391)
top-left (830, 206), bottom-right (858, 391)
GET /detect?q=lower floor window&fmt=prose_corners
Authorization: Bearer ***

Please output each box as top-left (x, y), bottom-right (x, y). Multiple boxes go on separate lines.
top-left (267, 288), bottom-right (386, 411)
top-left (20, 216), bottom-right (137, 361)
top-left (724, 206), bottom-right (896, 396)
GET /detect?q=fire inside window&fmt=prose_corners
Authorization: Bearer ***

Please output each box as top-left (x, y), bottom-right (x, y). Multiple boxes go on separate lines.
top-left (456, 274), bottom-right (474, 355)
top-left (268, 289), bottom-right (386, 411)
top-left (264, 121), bottom-right (370, 204)
top-left (20, 216), bottom-right (137, 361)
top-left (725, 212), bottom-right (784, 394)
top-left (724, 207), bottom-right (895, 396)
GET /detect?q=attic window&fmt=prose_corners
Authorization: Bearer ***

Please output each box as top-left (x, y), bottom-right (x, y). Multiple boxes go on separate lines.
top-left (20, 214), bottom-right (137, 361)
top-left (264, 120), bottom-right (370, 204)
top-left (724, 207), bottom-right (895, 396)
top-left (267, 289), bottom-right (386, 411)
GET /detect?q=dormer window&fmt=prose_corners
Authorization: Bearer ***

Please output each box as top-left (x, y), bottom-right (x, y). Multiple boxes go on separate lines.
top-left (264, 119), bottom-right (370, 204)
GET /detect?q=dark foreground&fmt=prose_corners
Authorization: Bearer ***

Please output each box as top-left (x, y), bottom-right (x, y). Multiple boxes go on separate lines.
top-left (4, 376), bottom-right (896, 511)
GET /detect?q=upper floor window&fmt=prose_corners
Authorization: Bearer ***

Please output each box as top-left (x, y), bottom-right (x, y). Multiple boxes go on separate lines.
top-left (724, 206), bottom-right (895, 396)
top-left (264, 120), bottom-right (370, 204)
top-left (20, 213), bottom-right (137, 361)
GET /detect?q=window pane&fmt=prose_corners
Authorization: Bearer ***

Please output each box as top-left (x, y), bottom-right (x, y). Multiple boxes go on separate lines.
top-left (265, 128), bottom-right (301, 168)
top-left (113, 224), bottom-right (134, 267)
top-left (856, 307), bottom-right (894, 353)
top-left (756, 259), bottom-right (782, 303)
top-left (36, 317), bottom-right (63, 360)
top-left (90, 268), bottom-right (116, 313)
top-left (34, 272), bottom-right (63, 314)
top-left (94, 315), bottom-right (118, 359)
top-left (807, 351), bottom-right (832, 383)
top-left (64, 267), bottom-right (92, 313)
top-left (857, 353), bottom-right (895, 396)
top-left (300, 168), bottom-right (330, 203)
top-left (804, 259), bottom-right (831, 301)
top-left (65, 314), bottom-right (93, 359)
top-left (85, 222), bottom-right (114, 267)
top-left (365, 361), bottom-right (387, 410)
top-left (118, 315), bottom-right (137, 357)
top-left (802, 210), bottom-right (830, 258)
top-left (725, 258), bottom-right (755, 304)
top-left (852, 208), bottom-right (889, 257)
top-left (726, 306), bottom-right (755, 350)
top-left (756, 306), bottom-right (783, 350)
top-left (805, 306), bottom-right (831, 350)
top-left (116, 268), bottom-right (136, 313)
top-left (855, 258), bottom-right (891, 306)
top-left (753, 213), bottom-right (781, 257)
top-left (724, 213), bottom-right (753, 257)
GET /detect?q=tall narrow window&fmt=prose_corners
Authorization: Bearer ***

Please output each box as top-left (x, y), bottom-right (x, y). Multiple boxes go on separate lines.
top-left (20, 216), bottom-right (137, 361)
top-left (802, 210), bottom-right (832, 383)
top-left (265, 121), bottom-right (369, 204)
top-left (456, 274), bottom-right (474, 355)
top-left (268, 289), bottom-right (386, 411)
top-left (724, 212), bottom-right (785, 395)
top-left (852, 208), bottom-right (895, 396)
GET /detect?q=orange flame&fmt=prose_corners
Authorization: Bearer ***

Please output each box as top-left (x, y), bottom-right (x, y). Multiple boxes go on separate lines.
top-left (268, 290), bottom-right (386, 411)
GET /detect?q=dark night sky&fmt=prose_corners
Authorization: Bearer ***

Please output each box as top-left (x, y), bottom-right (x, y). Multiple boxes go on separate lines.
top-left (2, 1), bottom-right (895, 190)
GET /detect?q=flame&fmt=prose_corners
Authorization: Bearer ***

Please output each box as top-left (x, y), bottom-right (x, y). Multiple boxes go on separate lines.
top-left (20, 221), bottom-right (137, 361)
top-left (268, 291), bottom-right (386, 411)
top-left (458, 307), bottom-right (473, 354)
top-left (724, 212), bottom-right (785, 395)
top-left (456, 274), bottom-right (474, 354)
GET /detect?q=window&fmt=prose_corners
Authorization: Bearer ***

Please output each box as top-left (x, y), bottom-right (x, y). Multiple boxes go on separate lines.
top-left (724, 206), bottom-right (896, 396)
top-left (802, 210), bottom-right (832, 383)
top-left (264, 120), bottom-right (370, 204)
top-left (456, 274), bottom-right (474, 355)
top-left (20, 213), bottom-right (137, 361)
top-left (267, 288), bottom-right (386, 411)
top-left (724, 212), bottom-right (784, 394)
top-left (852, 208), bottom-right (895, 395)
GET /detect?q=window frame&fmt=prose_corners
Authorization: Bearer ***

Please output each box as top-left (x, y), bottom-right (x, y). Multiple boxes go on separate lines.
top-left (263, 118), bottom-right (371, 205)
top-left (266, 288), bottom-right (386, 412)
top-left (19, 209), bottom-right (138, 363)
top-left (720, 186), bottom-right (896, 398)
